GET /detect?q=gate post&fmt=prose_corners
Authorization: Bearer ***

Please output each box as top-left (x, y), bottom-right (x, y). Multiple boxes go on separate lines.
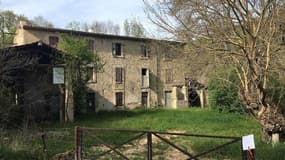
top-left (75, 126), bottom-right (82, 160)
top-left (147, 132), bottom-right (152, 160)
top-left (241, 138), bottom-right (246, 160)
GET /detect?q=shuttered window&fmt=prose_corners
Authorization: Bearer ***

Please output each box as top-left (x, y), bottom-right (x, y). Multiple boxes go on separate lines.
top-left (115, 67), bottom-right (124, 83)
top-left (115, 92), bottom-right (124, 106)
top-left (49, 36), bottom-right (59, 47)
top-left (165, 69), bottom-right (173, 83)
top-left (88, 39), bottom-right (95, 51)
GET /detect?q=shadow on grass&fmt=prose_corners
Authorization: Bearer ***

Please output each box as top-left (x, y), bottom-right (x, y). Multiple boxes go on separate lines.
top-left (75, 108), bottom-right (162, 126)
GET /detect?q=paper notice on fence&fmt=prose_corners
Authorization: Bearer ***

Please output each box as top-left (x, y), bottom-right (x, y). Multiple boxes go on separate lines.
top-left (242, 134), bottom-right (255, 150)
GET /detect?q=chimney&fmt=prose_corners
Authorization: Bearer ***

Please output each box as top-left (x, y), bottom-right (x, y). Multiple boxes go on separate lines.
top-left (18, 21), bottom-right (28, 28)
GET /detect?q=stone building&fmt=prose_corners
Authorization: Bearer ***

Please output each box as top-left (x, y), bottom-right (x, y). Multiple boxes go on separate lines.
top-left (13, 21), bottom-right (200, 119)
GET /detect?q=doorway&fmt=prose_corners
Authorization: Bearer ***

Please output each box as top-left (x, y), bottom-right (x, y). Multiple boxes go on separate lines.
top-left (141, 92), bottom-right (148, 108)
top-left (86, 92), bottom-right (95, 112)
top-left (188, 88), bottom-right (201, 107)
top-left (165, 91), bottom-right (172, 108)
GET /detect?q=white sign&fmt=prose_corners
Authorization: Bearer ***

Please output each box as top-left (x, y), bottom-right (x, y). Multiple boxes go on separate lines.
top-left (53, 67), bottom-right (64, 84)
top-left (242, 134), bottom-right (255, 150)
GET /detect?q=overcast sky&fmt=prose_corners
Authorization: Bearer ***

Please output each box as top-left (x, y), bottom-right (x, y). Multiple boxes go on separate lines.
top-left (1, 0), bottom-right (150, 29)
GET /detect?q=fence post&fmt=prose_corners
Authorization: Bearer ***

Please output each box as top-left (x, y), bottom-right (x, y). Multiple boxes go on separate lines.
top-left (241, 138), bottom-right (246, 160)
top-left (75, 126), bottom-right (82, 160)
top-left (147, 132), bottom-right (152, 160)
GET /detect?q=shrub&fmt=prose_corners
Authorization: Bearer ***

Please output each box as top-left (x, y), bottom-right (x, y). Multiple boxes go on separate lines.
top-left (266, 73), bottom-right (285, 114)
top-left (0, 84), bottom-right (23, 128)
top-left (73, 80), bottom-right (87, 116)
top-left (208, 67), bottom-right (245, 114)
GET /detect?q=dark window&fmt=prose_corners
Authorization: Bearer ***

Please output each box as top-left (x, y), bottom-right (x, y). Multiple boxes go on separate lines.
top-left (115, 92), bottom-right (123, 106)
top-left (141, 45), bottom-right (150, 57)
top-left (88, 39), bottom-right (95, 51)
top-left (49, 36), bottom-right (59, 47)
top-left (141, 68), bottom-right (149, 88)
top-left (165, 69), bottom-right (173, 83)
top-left (87, 92), bottom-right (95, 112)
top-left (115, 67), bottom-right (124, 83)
top-left (142, 68), bottom-right (147, 76)
top-left (112, 43), bottom-right (122, 56)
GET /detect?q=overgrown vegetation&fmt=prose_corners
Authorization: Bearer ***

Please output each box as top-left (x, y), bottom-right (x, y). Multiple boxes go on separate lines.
top-left (266, 73), bottom-right (285, 114)
top-left (1, 109), bottom-right (284, 160)
top-left (0, 84), bottom-right (22, 128)
top-left (208, 67), bottom-right (245, 114)
top-left (144, 0), bottom-right (285, 137)
top-left (208, 66), bottom-right (285, 116)
top-left (58, 35), bottom-right (104, 118)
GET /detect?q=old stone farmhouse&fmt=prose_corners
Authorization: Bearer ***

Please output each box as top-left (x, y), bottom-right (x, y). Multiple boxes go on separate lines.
top-left (11, 21), bottom-right (207, 121)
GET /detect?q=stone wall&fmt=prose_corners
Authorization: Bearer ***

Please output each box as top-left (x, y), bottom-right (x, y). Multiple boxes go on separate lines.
top-left (13, 24), bottom-right (188, 111)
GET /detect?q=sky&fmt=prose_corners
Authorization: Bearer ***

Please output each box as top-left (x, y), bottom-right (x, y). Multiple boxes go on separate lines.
top-left (1, 0), bottom-right (153, 32)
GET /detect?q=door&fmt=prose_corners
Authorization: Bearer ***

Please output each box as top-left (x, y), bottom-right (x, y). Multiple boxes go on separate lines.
top-left (165, 91), bottom-right (172, 108)
top-left (86, 92), bottom-right (95, 113)
top-left (141, 92), bottom-right (148, 108)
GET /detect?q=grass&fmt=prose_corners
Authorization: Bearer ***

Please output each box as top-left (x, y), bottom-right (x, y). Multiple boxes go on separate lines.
top-left (1, 108), bottom-right (285, 159)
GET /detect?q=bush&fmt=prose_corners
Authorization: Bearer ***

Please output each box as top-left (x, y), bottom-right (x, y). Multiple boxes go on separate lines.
top-left (266, 73), bottom-right (285, 113)
top-left (208, 67), bottom-right (245, 114)
top-left (73, 80), bottom-right (87, 117)
top-left (0, 84), bottom-right (23, 128)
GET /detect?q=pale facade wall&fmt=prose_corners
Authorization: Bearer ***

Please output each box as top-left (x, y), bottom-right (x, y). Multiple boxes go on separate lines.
top-left (13, 25), bottom-right (188, 111)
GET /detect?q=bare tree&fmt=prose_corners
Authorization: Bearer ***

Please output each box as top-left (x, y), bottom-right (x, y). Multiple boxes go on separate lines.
top-left (145, 0), bottom-right (285, 138)
top-left (31, 16), bottom-right (54, 28)
top-left (65, 20), bottom-right (81, 30)
top-left (123, 18), bottom-right (145, 37)
top-left (85, 20), bottom-right (120, 35)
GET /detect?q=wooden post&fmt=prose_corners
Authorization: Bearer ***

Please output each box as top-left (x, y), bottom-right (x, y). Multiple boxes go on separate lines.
top-left (272, 133), bottom-right (280, 144)
top-left (74, 126), bottom-right (82, 160)
top-left (241, 140), bottom-right (246, 160)
top-left (147, 132), bottom-right (152, 160)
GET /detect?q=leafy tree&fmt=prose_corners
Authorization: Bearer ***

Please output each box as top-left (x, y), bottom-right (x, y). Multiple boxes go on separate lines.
top-left (0, 10), bottom-right (30, 47)
top-left (145, 0), bottom-right (285, 137)
top-left (58, 35), bottom-right (104, 119)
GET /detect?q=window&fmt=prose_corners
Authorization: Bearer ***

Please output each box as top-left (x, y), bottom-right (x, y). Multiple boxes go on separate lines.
top-left (141, 45), bottom-right (150, 57)
top-left (49, 36), bottom-right (59, 47)
top-left (141, 92), bottom-right (148, 107)
top-left (87, 67), bottom-right (97, 83)
top-left (164, 47), bottom-right (173, 60)
top-left (112, 43), bottom-right (122, 56)
top-left (141, 68), bottom-right (149, 87)
top-left (165, 69), bottom-right (173, 83)
top-left (115, 92), bottom-right (124, 106)
top-left (142, 68), bottom-right (147, 76)
top-left (88, 39), bottom-right (95, 51)
top-left (115, 67), bottom-right (124, 83)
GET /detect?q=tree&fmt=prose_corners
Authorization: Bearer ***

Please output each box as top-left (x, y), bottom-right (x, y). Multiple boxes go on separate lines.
top-left (88, 20), bottom-right (120, 35)
top-left (31, 16), bottom-right (54, 28)
top-left (58, 35), bottom-right (104, 120)
top-left (65, 20), bottom-right (81, 30)
top-left (0, 10), bottom-right (30, 47)
top-left (123, 18), bottom-right (145, 37)
top-left (145, 0), bottom-right (285, 138)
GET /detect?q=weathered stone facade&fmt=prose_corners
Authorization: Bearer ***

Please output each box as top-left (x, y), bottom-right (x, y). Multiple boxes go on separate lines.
top-left (13, 22), bottom-right (189, 112)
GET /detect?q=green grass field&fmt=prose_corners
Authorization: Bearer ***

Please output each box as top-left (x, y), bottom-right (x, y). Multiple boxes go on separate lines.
top-left (1, 108), bottom-right (285, 159)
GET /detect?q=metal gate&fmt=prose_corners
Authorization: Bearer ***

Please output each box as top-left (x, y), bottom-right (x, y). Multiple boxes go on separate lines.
top-left (74, 127), bottom-right (247, 160)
